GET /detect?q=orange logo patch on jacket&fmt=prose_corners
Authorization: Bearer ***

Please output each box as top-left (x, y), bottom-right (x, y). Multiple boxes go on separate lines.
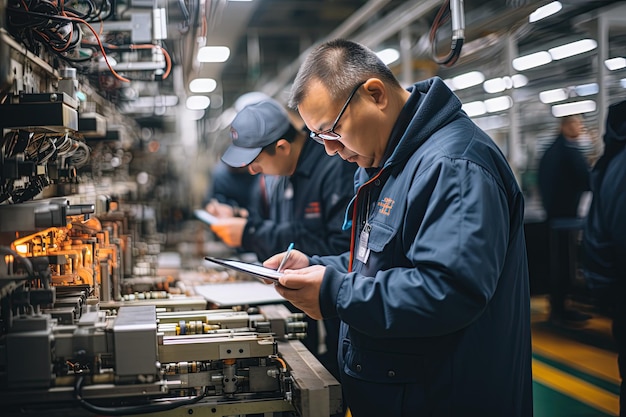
top-left (377, 197), bottom-right (394, 216)
top-left (304, 201), bottom-right (322, 219)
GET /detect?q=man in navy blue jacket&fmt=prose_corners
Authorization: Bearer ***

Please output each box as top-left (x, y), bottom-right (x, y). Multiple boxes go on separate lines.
top-left (265, 39), bottom-right (532, 416)
top-left (208, 98), bottom-right (355, 379)
top-left (584, 99), bottom-right (626, 416)
top-left (538, 115), bottom-right (591, 324)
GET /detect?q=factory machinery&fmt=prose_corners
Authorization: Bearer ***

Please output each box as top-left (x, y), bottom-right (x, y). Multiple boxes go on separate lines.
top-left (0, 0), bottom-right (341, 414)
top-left (0, 198), bottom-right (342, 417)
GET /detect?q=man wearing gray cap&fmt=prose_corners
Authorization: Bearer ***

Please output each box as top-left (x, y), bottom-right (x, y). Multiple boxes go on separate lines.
top-left (207, 97), bottom-right (355, 379)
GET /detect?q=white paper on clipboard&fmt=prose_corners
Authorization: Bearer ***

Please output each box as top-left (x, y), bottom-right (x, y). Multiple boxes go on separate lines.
top-left (204, 256), bottom-right (283, 282)
top-left (194, 209), bottom-right (220, 225)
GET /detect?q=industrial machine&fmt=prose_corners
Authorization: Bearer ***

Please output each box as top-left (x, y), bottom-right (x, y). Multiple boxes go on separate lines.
top-left (0, 200), bottom-right (342, 416)
top-left (0, 0), bottom-right (341, 410)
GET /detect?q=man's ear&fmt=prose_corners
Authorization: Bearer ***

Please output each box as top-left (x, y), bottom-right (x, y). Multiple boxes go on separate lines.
top-left (363, 78), bottom-right (388, 110)
top-left (275, 138), bottom-right (291, 154)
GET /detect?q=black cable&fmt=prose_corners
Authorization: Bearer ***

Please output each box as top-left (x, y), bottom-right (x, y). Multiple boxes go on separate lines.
top-left (74, 376), bottom-right (206, 416)
top-left (430, 0), bottom-right (464, 67)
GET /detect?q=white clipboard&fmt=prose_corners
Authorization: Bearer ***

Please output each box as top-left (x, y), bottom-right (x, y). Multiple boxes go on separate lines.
top-left (194, 209), bottom-right (220, 225)
top-left (204, 256), bottom-right (283, 282)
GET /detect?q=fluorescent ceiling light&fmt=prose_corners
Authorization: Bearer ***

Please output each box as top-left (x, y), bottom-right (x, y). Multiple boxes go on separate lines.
top-left (186, 96), bottom-right (211, 110)
top-left (376, 48), bottom-right (400, 65)
top-left (511, 74), bottom-right (528, 88)
top-left (198, 46), bottom-right (230, 63)
top-left (483, 78), bottom-right (506, 94)
top-left (462, 101), bottom-right (486, 117)
top-left (605, 57), bottom-right (626, 71)
top-left (473, 115), bottom-right (509, 131)
top-left (452, 71), bottom-right (485, 90)
top-left (539, 88), bottom-right (568, 104)
top-left (529, 1), bottom-right (562, 23)
top-left (189, 78), bottom-right (217, 93)
top-left (513, 51), bottom-right (552, 71)
top-left (484, 96), bottom-right (513, 113)
top-left (548, 39), bottom-right (597, 60)
top-left (551, 100), bottom-right (596, 117)
top-left (483, 75), bottom-right (528, 94)
top-left (575, 83), bottom-right (598, 97)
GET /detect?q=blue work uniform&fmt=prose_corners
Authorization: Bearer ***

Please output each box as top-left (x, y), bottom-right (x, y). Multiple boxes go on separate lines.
top-left (241, 138), bottom-right (355, 260)
top-left (584, 100), bottom-right (626, 416)
top-left (242, 138), bottom-right (355, 378)
top-left (313, 77), bottom-right (533, 416)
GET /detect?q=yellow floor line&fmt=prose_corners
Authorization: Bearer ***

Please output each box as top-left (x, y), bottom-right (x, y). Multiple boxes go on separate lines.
top-left (532, 326), bottom-right (620, 384)
top-left (533, 358), bottom-right (619, 416)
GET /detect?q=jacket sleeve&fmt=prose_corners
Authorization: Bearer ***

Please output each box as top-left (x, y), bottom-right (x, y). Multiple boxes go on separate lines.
top-left (241, 159), bottom-right (354, 261)
top-left (320, 156), bottom-right (513, 338)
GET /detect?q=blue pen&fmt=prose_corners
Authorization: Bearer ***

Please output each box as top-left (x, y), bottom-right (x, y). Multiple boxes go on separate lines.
top-left (277, 242), bottom-right (294, 272)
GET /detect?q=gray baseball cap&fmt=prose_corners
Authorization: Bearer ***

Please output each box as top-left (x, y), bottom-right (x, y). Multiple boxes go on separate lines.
top-left (221, 99), bottom-right (291, 167)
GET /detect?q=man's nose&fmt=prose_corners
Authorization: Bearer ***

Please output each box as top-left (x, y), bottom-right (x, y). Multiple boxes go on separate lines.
top-left (323, 140), bottom-right (343, 156)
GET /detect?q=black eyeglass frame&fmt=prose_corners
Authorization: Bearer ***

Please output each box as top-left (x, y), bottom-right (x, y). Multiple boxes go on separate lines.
top-left (309, 80), bottom-right (366, 144)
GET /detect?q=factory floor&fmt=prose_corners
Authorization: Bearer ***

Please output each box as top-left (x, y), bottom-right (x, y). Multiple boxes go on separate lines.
top-left (531, 295), bottom-right (620, 416)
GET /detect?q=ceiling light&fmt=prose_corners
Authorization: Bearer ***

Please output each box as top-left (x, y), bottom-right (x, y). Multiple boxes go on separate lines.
top-left (548, 39), bottom-right (597, 60)
top-left (575, 83), bottom-right (598, 97)
top-left (605, 57), bottom-right (626, 71)
top-left (512, 51), bottom-right (552, 71)
top-left (539, 88), bottom-right (568, 104)
top-left (483, 78), bottom-right (506, 94)
top-left (484, 96), bottom-right (513, 113)
top-left (186, 96), bottom-right (211, 110)
top-left (376, 48), bottom-right (400, 65)
top-left (189, 78), bottom-right (217, 93)
top-left (452, 71), bottom-right (485, 90)
top-left (473, 115), bottom-right (509, 131)
top-left (529, 1), bottom-right (562, 23)
top-left (198, 46), bottom-right (230, 63)
top-left (551, 100), bottom-right (596, 117)
top-left (462, 101), bottom-right (486, 117)
top-left (511, 74), bottom-right (528, 88)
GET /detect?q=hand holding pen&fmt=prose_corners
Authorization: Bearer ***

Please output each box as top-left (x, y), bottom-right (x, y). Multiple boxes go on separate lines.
top-left (276, 242), bottom-right (294, 273)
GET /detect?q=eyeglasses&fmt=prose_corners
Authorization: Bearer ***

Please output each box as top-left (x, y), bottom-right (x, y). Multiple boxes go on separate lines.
top-left (309, 81), bottom-right (366, 144)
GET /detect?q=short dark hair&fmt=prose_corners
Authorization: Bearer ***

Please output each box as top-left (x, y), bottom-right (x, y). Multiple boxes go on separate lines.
top-left (288, 39), bottom-right (402, 109)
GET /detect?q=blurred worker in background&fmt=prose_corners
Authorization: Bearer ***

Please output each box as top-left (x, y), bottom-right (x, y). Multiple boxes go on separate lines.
top-left (203, 160), bottom-right (266, 219)
top-left (207, 97), bottom-right (356, 379)
top-left (583, 99), bottom-right (626, 417)
top-left (538, 114), bottom-right (592, 325)
top-left (266, 39), bottom-right (532, 416)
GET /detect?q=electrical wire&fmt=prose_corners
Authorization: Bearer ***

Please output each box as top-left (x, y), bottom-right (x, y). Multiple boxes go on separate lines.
top-left (429, 0), bottom-right (464, 67)
top-left (74, 376), bottom-right (206, 416)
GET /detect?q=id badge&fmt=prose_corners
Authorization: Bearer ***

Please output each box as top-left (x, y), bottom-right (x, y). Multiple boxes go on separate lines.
top-left (356, 223), bottom-right (371, 264)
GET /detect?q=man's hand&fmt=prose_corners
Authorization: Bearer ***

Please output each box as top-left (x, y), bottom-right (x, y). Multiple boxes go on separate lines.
top-left (210, 217), bottom-right (247, 247)
top-left (205, 200), bottom-right (249, 219)
top-left (263, 249), bottom-right (310, 271)
top-left (272, 265), bottom-right (326, 320)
